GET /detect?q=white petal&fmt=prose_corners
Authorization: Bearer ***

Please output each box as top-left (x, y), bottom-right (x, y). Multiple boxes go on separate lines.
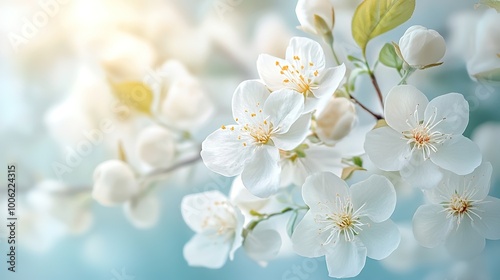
top-left (424, 93), bottom-right (469, 135)
top-left (291, 212), bottom-right (324, 257)
top-left (241, 145), bottom-right (281, 198)
top-left (364, 127), bottom-right (411, 171)
top-left (445, 218), bottom-right (485, 258)
top-left (302, 172), bottom-right (349, 211)
top-left (264, 89), bottom-right (304, 134)
top-left (232, 80), bottom-right (270, 125)
top-left (400, 152), bottom-right (443, 189)
top-left (472, 196), bottom-right (500, 240)
top-left (325, 239), bottom-right (367, 278)
top-left (201, 126), bottom-right (254, 177)
top-left (181, 191), bottom-right (228, 232)
top-left (351, 175), bottom-right (397, 223)
top-left (229, 207), bottom-right (245, 260)
top-left (286, 37), bottom-right (325, 72)
top-left (384, 85), bottom-right (429, 133)
top-left (357, 219), bottom-right (400, 260)
top-left (430, 135), bottom-right (482, 175)
top-left (257, 54), bottom-right (290, 91)
top-left (311, 64), bottom-right (346, 98)
top-left (272, 114), bottom-right (311, 150)
top-left (183, 234), bottom-right (230, 268)
top-left (460, 162), bottom-right (493, 201)
top-left (244, 228), bottom-right (282, 262)
top-left (412, 204), bottom-right (453, 248)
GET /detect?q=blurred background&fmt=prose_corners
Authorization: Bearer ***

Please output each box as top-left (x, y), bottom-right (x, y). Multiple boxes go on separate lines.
top-left (1, 0), bottom-right (499, 279)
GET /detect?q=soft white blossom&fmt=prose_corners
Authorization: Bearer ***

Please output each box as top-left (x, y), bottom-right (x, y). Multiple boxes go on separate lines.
top-left (315, 96), bottom-right (357, 145)
top-left (201, 80), bottom-right (311, 198)
top-left (365, 85), bottom-right (481, 189)
top-left (92, 160), bottom-right (140, 206)
top-left (243, 227), bottom-right (282, 264)
top-left (295, 0), bottom-right (335, 36)
top-left (413, 162), bottom-right (500, 258)
top-left (181, 191), bottom-right (244, 269)
top-left (136, 125), bottom-right (176, 169)
top-left (124, 192), bottom-right (160, 229)
top-left (472, 122), bottom-right (500, 182)
top-left (292, 172), bottom-right (400, 278)
top-left (399, 25), bottom-right (446, 69)
top-left (257, 37), bottom-right (346, 112)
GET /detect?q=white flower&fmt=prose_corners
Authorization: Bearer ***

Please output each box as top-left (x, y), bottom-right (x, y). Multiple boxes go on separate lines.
top-left (92, 160), bottom-right (140, 206)
top-left (201, 80), bottom-right (311, 198)
top-left (229, 176), bottom-right (270, 214)
top-left (295, 0), bottom-right (334, 36)
top-left (472, 122), bottom-right (500, 183)
top-left (315, 96), bottom-right (357, 145)
top-left (412, 162), bottom-right (500, 258)
top-left (243, 227), bottom-right (282, 264)
top-left (135, 125), bottom-right (176, 169)
top-left (124, 192), bottom-right (160, 229)
top-left (399, 25), bottom-right (446, 69)
top-left (181, 191), bottom-right (244, 269)
top-left (365, 85), bottom-right (482, 189)
top-left (280, 143), bottom-right (343, 187)
top-left (257, 37), bottom-right (346, 112)
top-left (291, 172), bottom-right (400, 278)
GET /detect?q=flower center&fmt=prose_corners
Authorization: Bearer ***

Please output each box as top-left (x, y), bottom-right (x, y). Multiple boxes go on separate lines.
top-left (201, 200), bottom-right (237, 237)
top-left (402, 105), bottom-right (450, 159)
top-left (449, 195), bottom-right (470, 216)
top-left (442, 189), bottom-right (484, 225)
top-left (275, 57), bottom-right (319, 96)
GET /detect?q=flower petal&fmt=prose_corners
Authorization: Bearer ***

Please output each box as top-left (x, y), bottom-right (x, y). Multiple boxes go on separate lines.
top-left (241, 145), bottom-right (281, 198)
top-left (445, 218), bottom-right (485, 258)
top-left (351, 175), bottom-right (397, 223)
top-left (272, 113), bottom-right (311, 150)
top-left (264, 89), bottom-right (304, 134)
top-left (472, 196), bottom-right (500, 240)
top-left (357, 219), bottom-right (401, 260)
top-left (285, 37), bottom-right (325, 73)
top-left (229, 207), bottom-right (245, 260)
top-left (183, 234), bottom-right (230, 268)
top-left (365, 127), bottom-right (411, 171)
top-left (311, 64), bottom-right (346, 98)
top-left (244, 228), bottom-right (282, 262)
top-left (460, 161), bottom-right (493, 201)
top-left (232, 80), bottom-right (270, 125)
top-left (400, 152), bottom-right (443, 189)
top-left (412, 204), bottom-right (453, 248)
top-left (384, 85), bottom-right (429, 133)
top-left (257, 54), bottom-right (290, 92)
top-left (325, 239), bottom-right (367, 278)
top-left (302, 172), bottom-right (349, 211)
top-left (201, 126), bottom-right (254, 177)
top-left (181, 191), bottom-right (228, 233)
top-left (424, 93), bottom-right (469, 135)
top-left (430, 135), bottom-right (482, 175)
top-left (291, 211), bottom-right (325, 257)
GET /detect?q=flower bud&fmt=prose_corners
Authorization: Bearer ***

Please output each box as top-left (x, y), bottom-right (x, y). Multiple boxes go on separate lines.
top-left (316, 97), bottom-right (356, 145)
top-left (92, 160), bottom-right (139, 206)
top-left (136, 126), bottom-right (176, 168)
top-left (295, 0), bottom-right (334, 36)
top-left (399, 25), bottom-right (446, 68)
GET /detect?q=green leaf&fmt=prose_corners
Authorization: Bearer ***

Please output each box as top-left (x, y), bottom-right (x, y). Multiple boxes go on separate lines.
top-left (110, 81), bottom-right (154, 115)
top-left (379, 43), bottom-right (403, 70)
top-left (477, 0), bottom-right (500, 11)
top-left (352, 0), bottom-right (416, 55)
top-left (352, 156), bottom-right (363, 168)
top-left (286, 211), bottom-right (299, 237)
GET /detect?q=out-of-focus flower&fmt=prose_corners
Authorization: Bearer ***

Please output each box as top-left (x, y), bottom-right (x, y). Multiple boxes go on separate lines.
top-left (466, 9), bottom-right (500, 83)
top-left (92, 160), bottom-right (140, 206)
top-left (181, 191), bottom-right (244, 269)
top-left (124, 192), bottom-right (160, 229)
top-left (315, 96), bottom-right (357, 145)
top-left (229, 176), bottom-right (270, 214)
top-left (201, 80), bottom-right (310, 198)
top-left (472, 122), bottom-right (500, 182)
top-left (243, 227), bottom-right (282, 263)
top-left (257, 37), bottom-right (346, 112)
top-left (252, 14), bottom-right (293, 58)
top-left (136, 125), bottom-right (176, 169)
top-left (413, 162), bottom-right (500, 258)
top-left (399, 25), bottom-right (446, 69)
top-left (280, 143), bottom-right (343, 187)
top-left (292, 172), bottom-right (400, 278)
top-left (365, 85), bottom-right (481, 189)
top-left (295, 0), bottom-right (334, 36)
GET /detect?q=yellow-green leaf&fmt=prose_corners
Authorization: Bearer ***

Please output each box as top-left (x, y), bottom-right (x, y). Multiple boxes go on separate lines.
top-left (477, 0), bottom-right (500, 12)
top-left (379, 43), bottom-right (403, 70)
top-left (341, 166), bottom-right (366, 180)
top-left (110, 81), bottom-right (153, 115)
top-left (352, 0), bottom-right (416, 55)
top-left (373, 119), bottom-right (388, 129)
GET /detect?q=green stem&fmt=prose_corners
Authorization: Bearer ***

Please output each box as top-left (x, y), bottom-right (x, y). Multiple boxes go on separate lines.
top-left (398, 67), bottom-right (416, 85)
top-left (323, 32), bottom-right (341, 66)
top-left (364, 59), bottom-right (384, 109)
top-left (246, 206), bottom-right (309, 231)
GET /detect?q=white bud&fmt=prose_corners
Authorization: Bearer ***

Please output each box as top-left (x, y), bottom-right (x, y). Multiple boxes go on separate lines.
top-left (295, 0), bottom-right (334, 36)
top-left (136, 126), bottom-right (176, 168)
top-left (399, 25), bottom-right (446, 68)
top-left (124, 193), bottom-right (160, 229)
top-left (316, 97), bottom-right (356, 145)
top-left (92, 160), bottom-right (139, 206)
